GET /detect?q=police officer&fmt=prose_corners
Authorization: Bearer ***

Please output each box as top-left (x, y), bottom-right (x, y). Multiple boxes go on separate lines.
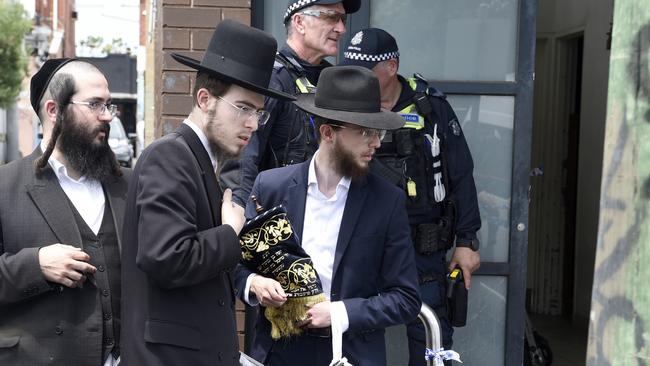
top-left (234, 0), bottom-right (361, 207)
top-left (340, 28), bottom-right (481, 365)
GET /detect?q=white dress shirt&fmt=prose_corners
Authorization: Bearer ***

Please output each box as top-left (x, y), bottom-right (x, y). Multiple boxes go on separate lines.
top-left (302, 151), bottom-right (351, 332)
top-left (43, 143), bottom-right (105, 235)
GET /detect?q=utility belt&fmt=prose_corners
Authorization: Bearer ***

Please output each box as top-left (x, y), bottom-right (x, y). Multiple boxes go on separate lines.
top-left (411, 198), bottom-right (457, 255)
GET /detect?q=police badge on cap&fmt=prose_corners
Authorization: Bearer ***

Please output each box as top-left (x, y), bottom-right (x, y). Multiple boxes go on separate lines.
top-left (340, 28), bottom-right (400, 69)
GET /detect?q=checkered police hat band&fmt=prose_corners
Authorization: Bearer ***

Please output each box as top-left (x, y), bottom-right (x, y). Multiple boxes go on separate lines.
top-left (284, 0), bottom-right (319, 20)
top-left (343, 51), bottom-right (400, 62)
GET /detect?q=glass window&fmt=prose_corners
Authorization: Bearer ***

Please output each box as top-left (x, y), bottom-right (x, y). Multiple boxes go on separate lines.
top-left (453, 276), bottom-right (508, 365)
top-left (262, 0), bottom-right (288, 46)
top-left (447, 95), bottom-right (514, 262)
top-left (369, 0), bottom-right (519, 81)
top-left (385, 276), bottom-right (507, 365)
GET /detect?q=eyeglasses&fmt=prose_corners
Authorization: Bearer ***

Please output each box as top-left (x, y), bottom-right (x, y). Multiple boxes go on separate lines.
top-left (330, 124), bottom-right (386, 142)
top-left (300, 9), bottom-right (347, 25)
top-left (70, 100), bottom-right (118, 117)
top-left (217, 96), bottom-right (270, 126)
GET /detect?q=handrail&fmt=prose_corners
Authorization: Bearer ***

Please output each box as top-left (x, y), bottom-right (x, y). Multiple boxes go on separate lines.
top-left (417, 303), bottom-right (443, 366)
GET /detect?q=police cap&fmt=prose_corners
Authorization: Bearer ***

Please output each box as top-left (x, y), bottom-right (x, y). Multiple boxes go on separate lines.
top-left (340, 28), bottom-right (400, 69)
top-left (284, 0), bottom-right (361, 23)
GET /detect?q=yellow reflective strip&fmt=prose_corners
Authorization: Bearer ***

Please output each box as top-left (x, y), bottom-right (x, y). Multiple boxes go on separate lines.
top-left (398, 103), bottom-right (425, 130)
top-left (295, 77), bottom-right (316, 94)
top-left (295, 79), bottom-right (309, 93)
top-left (404, 121), bottom-right (424, 130)
top-left (407, 77), bottom-right (418, 91)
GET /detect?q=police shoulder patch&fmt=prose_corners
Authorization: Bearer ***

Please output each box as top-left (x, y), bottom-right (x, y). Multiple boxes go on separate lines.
top-left (449, 118), bottom-right (462, 136)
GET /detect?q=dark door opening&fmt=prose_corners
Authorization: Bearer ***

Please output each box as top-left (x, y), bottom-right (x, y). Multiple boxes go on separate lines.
top-left (528, 33), bottom-right (586, 365)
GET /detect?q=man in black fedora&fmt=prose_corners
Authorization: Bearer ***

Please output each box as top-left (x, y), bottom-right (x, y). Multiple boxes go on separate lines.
top-left (235, 66), bottom-right (421, 366)
top-left (233, 0), bottom-right (360, 207)
top-left (0, 58), bottom-right (129, 366)
top-left (120, 19), bottom-right (294, 365)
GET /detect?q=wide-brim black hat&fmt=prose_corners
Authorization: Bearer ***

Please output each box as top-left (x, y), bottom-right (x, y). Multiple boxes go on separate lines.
top-left (294, 66), bottom-right (404, 130)
top-left (30, 58), bottom-right (77, 115)
top-left (171, 20), bottom-right (295, 101)
top-left (284, 0), bottom-right (361, 23)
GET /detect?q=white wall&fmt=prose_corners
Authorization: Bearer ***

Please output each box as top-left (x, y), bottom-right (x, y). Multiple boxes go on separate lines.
top-left (536, 0), bottom-right (614, 323)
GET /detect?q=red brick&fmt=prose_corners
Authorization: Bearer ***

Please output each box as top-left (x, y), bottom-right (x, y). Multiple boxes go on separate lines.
top-left (159, 116), bottom-right (185, 136)
top-left (236, 299), bottom-right (245, 311)
top-left (163, 29), bottom-right (190, 49)
top-left (162, 94), bottom-right (193, 115)
top-left (163, 71), bottom-right (191, 93)
top-left (163, 50), bottom-right (204, 71)
top-left (236, 311), bottom-right (246, 331)
top-left (193, 0), bottom-right (251, 7)
top-left (222, 8), bottom-right (250, 24)
top-left (163, 7), bottom-right (221, 28)
top-left (192, 29), bottom-right (214, 51)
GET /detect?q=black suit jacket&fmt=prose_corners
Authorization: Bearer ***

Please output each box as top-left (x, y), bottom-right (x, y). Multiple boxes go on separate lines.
top-left (0, 149), bottom-right (130, 365)
top-left (235, 160), bottom-right (421, 366)
top-left (120, 124), bottom-right (241, 366)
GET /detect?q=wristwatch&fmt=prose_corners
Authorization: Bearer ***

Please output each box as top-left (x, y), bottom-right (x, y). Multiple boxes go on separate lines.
top-left (456, 237), bottom-right (480, 251)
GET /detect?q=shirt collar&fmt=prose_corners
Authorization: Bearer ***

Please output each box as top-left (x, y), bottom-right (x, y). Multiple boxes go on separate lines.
top-left (40, 140), bottom-right (90, 184)
top-left (308, 150), bottom-right (352, 190)
top-left (183, 119), bottom-right (218, 171)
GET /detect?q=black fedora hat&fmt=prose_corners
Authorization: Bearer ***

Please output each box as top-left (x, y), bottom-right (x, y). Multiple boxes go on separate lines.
top-left (284, 0), bottom-right (361, 23)
top-left (294, 66), bottom-right (404, 130)
top-left (171, 20), bottom-right (295, 101)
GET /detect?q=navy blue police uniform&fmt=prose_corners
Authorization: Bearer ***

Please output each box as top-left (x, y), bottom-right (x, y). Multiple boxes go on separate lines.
top-left (388, 75), bottom-right (481, 353)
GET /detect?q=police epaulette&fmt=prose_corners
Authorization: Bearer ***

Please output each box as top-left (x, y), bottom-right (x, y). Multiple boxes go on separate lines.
top-left (273, 60), bottom-right (285, 71)
top-left (413, 73), bottom-right (446, 99)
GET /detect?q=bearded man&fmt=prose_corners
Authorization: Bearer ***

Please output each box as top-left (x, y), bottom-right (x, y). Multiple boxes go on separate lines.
top-left (235, 66), bottom-right (421, 366)
top-left (0, 58), bottom-right (130, 366)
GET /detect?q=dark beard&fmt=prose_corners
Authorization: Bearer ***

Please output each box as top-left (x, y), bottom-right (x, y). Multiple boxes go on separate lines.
top-left (332, 139), bottom-right (369, 182)
top-left (57, 110), bottom-right (120, 183)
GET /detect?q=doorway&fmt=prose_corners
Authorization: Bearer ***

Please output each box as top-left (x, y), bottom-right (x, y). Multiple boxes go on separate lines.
top-left (528, 33), bottom-right (587, 365)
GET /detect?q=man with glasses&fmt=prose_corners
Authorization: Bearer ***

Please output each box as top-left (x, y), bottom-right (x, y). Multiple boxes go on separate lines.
top-left (236, 66), bottom-right (421, 366)
top-left (233, 0), bottom-right (360, 207)
top-left (341, 28), bottom-right (482, 365)
top-left (0, 58), bottom-right (129, 365)
top-left (119, 20), bottom-right (294, 366)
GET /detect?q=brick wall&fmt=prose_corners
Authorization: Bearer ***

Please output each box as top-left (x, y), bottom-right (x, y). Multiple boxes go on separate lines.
top-left (155, 0), bottom-right (251, 138)
top-left (146, 0), bottom-right (253, 349)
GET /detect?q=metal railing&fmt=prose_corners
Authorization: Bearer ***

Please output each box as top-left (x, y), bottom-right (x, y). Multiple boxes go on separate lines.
top-left (418, 303), bottom-right (443, 366)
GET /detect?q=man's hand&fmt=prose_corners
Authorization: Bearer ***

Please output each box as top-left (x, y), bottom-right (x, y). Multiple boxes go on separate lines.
top-left (38, 244), bottom-right (96, 288)
top-left (221, 188), bottom-right (246, 235)
top-left (250, 275), bottom-right (287, 308)
top-left (448, 247), bottom-right (480, 289)
top-left (298, 301), bottom-right (331, 329)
